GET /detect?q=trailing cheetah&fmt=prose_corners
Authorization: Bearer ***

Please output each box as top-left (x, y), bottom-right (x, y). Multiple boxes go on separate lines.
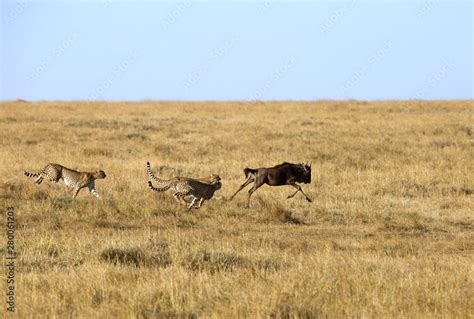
top-left (146, 161), bottom-right (221, 209)
top-left (25, 163), bottom-right (106, 199)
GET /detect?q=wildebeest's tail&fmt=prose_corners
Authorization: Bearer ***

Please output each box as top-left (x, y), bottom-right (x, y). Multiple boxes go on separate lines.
top-left (243, 168), bottom-right (257, 179)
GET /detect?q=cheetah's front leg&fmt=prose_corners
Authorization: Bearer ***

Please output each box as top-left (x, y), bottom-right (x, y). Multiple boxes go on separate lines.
top-left (73, 179), bottom-right (89, 199)
top-left (88, 183), bottom-right (100, 198)
top-left (189, 196), bottom-right (204, 209)
top-left (187, 196), bottom-right (201, 210)
top-left (192, 198), bottom-right (205, 209)
top-left (72, 187), bottom-right (82, 199)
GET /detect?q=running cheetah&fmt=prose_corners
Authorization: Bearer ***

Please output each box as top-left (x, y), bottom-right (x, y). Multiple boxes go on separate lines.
top-left (25, 163), bottom-right (106, 199)
top-left (146, 161), bottom-right (221, 209)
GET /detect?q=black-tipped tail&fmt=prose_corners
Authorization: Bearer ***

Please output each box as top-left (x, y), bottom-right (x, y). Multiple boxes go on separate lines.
top-left (24, 171), bottom-right (40, 178)
top-left (147, 180), bottom-right (154, 190)
top-left (147, 180), bottom-right (171, 193)
top-left (146, 161), bottom-right (156, 180)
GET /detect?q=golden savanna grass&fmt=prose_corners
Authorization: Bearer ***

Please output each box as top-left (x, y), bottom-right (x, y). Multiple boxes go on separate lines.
top-left (0, 100), bottom-right (472, 318)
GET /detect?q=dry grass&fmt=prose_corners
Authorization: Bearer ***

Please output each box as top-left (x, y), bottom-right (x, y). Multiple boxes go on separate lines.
top-left (0, 100), bottom-right (472, 318)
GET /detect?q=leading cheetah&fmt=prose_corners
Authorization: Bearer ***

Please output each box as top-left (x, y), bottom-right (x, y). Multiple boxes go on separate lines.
top-left (25, 163), bottom-right (106, 199)
top-left (146, 161), bottom-right (221, 209)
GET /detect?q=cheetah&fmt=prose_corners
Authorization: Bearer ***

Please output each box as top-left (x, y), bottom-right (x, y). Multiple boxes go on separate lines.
top-left (25, 163), bottom-right (106, 199)
top-left (146, 161), bottom-right (221, 209)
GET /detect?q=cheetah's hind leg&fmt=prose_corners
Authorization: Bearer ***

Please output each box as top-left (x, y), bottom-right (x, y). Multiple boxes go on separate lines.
top-left (173, 193), bottom-right (187, 205)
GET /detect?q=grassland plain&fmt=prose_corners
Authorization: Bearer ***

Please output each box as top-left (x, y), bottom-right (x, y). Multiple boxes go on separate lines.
top-left (0, 100), bottom-right (472, 318)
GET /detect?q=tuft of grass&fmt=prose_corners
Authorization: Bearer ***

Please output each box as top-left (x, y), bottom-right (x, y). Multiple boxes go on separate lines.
top-left (95, 220), bottom-right (139, 230)
top-left (101, 240), bottom-right (172, 268)
top-left (183, 249), bottom-right (246, 273)
top-left (0, 182), bottom-right (32, 200)
top-left (255, 200), bottom-right (305, 224)
top-left (268, 204), bottom-right (304, 224)
top-left (101, 247), bottom-right (146, 266)
top-left (254, 257), bottom-right (285, 273)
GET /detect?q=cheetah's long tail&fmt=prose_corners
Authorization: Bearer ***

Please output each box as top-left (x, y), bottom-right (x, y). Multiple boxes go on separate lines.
top-left (146, 161), bottom-right (173, 192)
top-left (24, 171), bottom-right (40, 178)
top-left (147, 181), bottom-right (171, 192)
top-left (146, 162), bottom-right (162, 182)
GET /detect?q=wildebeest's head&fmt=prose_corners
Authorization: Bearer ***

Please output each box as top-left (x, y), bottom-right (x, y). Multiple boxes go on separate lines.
top-left (298, 161), bottom-right (311, 184)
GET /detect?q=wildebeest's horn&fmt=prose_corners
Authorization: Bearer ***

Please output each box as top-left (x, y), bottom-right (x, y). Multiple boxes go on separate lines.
top-left (307, 161), bottom-right (312, 167)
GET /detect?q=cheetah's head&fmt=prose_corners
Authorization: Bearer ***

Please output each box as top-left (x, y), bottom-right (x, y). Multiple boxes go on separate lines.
top-left (94, 170), bottom-right (107, 179)
top-left (210, 174), bottom-right (221, 189)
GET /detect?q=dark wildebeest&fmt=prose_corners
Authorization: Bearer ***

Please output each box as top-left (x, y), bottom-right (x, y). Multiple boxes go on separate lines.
top-left (229, 162), bottom-right (312, 207)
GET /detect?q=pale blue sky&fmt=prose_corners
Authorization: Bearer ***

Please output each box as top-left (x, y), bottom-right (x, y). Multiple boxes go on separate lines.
top-left (1, 1), bottom-right (472, 101)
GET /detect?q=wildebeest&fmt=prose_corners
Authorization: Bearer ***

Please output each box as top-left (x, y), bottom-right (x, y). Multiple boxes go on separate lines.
top-left (229, 162), bottom-right (312, 207)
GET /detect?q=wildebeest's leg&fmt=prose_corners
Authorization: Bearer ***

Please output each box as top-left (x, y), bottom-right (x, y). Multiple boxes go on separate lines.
top-left (247, 181), bottom-right (264, 208)
top-left (286, 186), bottom-right (300, 199)
top-left (285, 178), bottom-right (300, 199)
top-left (229, 177), bottom-right (254, 201)
top-left (299, 186), bottom-right (312, 202)
top-left (287, 184), bottom-right (312, 202)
